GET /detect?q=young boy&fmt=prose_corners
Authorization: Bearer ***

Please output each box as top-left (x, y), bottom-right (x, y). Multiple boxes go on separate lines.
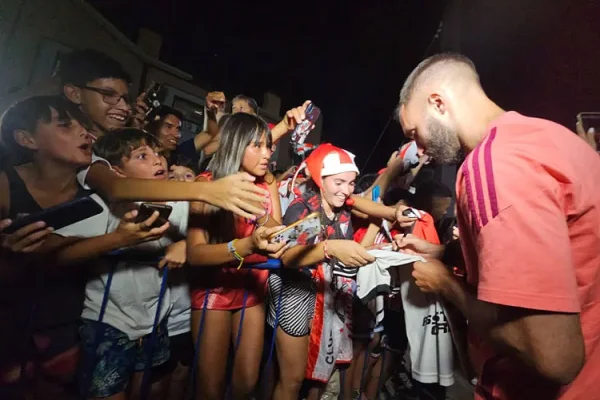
top-left (55, 129), bottom-right (189, 399)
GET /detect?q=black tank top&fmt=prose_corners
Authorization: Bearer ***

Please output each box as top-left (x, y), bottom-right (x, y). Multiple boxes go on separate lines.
top-left (5, 167), bottom-right (44, 219)
top-left (3, 167), bottom-right (91, 331)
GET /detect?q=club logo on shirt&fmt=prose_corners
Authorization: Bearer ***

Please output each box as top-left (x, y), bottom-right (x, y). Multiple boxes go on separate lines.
top-left (340, 222), bottom-right (349, 236)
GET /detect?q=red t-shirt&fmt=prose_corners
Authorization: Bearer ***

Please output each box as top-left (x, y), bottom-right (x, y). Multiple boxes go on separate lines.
top-left (190, 172), bottom-right (272, 310)
top-left (456, 112), bottom-right (600, 399)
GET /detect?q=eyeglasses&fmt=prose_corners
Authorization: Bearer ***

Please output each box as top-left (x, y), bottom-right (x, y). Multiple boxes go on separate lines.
top-left (80, 86), bottom-right (130, 106)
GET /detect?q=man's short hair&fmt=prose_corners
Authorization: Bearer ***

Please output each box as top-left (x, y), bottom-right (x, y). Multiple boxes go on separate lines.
top-left (94, 128), bottom-right (160, 167)
top-left (398, 53), bottom-right (479, 107)
top-left (56, 49), bottom-right (131, 86)
top-left (153, 106), bottom-right (184, 122)
top-left (232, 94), bottom-right (259, 114)
top-left (0, 95), bottom-right (91, 166)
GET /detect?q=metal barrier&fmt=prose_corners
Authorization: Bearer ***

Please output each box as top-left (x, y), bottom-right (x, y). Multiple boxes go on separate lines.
top-left (19, 255), bottom-right (386, 400)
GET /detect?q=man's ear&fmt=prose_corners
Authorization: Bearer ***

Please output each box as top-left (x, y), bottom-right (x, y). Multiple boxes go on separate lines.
top-left (63, 84), bottom-right (82, 105)
top-left (13, 130), bottom-right (38, 151)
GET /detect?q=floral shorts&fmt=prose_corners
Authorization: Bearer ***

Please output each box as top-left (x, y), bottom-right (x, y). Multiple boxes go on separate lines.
top-left (79, 319), bottom-right (170, 398)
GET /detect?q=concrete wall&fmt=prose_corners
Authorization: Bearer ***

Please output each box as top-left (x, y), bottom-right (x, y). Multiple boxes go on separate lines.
top-left (0, 0), bottom-right (147, 114)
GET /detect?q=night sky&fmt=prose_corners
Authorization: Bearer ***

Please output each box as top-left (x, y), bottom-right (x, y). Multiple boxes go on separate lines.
top-left (90, 0), bottom-right (600, 172)
top-left (90, 0), bottom-right (445, 171)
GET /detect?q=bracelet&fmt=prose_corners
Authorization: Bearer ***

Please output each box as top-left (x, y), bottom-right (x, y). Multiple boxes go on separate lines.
top-left (323, 240), bottom-right (331, 260)
top-left (228, 239), bottom-right (245, 269)
top-left (255, 211), bottom-right (270, 228)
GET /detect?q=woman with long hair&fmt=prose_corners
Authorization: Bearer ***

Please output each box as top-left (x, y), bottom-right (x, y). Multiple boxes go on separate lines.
top-left (186, 112), bottom-right (286, 400)
top-left (267, 144), bottom-right (378, 400)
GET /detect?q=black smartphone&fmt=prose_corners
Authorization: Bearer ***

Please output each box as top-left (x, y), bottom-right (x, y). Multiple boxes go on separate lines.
top-left (137, 203), bottom-right (172, 228)
top-left (144, 82), bottom-right (164, 116)
top-left (3, 197), bottom-right (104, 234)
top-left (402, 208), bottom-right (419, 219)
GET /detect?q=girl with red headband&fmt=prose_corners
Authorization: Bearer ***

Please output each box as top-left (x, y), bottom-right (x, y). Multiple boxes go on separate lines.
top-left (267, 143), bottom-right (377, 399)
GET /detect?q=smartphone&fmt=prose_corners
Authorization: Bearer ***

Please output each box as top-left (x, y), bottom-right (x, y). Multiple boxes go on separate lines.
top-left (137, 203), bottom-right (172, 228)
top-left (3, 197), bottom-right (104, 234)
top-left (577, 112), bottom-right (600, 149)
top-left (144, 82), bottom-right (164, 116)
top-left (291, 103), bottom-right (321, 144)
top-left (402, 208), bottom-right (420, 219)
top-left (268, 212), bottom-right (321, 247)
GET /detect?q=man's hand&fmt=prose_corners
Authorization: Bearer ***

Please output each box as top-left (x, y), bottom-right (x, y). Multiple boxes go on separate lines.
top-left (394, 233), bottom-right (444, 259)
top-left (283, 100), bottom-right (312, 131)
top-left (158, 240), bottom-right (186, 269)
top-left (251, 225), bottom-right (289, 258)
top-left (0, 219), bottom-right (54, 254)
top-left (116, 210), bottom-right (170, 245)
top-left (412, 259), bottom-right (454, 294)
top-left (131, 91), bottom-right (149, 128)
top-left (207, 173), bottom-right (269, 219)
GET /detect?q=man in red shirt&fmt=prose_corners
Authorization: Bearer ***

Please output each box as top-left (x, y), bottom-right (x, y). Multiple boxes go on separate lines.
top-left (396, 53), bottom-right (600, 399)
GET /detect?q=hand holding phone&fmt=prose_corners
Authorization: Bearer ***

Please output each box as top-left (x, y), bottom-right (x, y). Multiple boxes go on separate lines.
top-left (143, 82), bottom-right (164, 116)
top-left (0, 219), bottom-right (53, 254)
top-left (137, 203), bottom-right (172, 229)
top-left (116, 208), bottom-right (171, 246)
top-left (268, 212), bottom-right (321, 248)
top-left (289, 101), bottom-right (320, 144)
top-left (3, 197), bottom-right (104, 235)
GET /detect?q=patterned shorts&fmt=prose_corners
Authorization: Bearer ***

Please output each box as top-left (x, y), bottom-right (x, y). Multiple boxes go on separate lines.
top-left (267, 271), bottom-right (316, 337)
top-left (79, 319), bottom-right (170, 398)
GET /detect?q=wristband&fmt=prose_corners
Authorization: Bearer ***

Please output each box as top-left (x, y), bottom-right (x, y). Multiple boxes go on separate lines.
top-left (228, 239), bottom-right (244, 269)
top-left (255, 211), bottom-right (270, 228)
top-left (323, 240), bottom-right (331, 260)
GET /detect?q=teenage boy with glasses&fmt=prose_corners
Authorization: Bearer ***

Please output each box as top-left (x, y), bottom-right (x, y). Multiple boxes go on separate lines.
top-left (58, 49), bottom-right (133, 139)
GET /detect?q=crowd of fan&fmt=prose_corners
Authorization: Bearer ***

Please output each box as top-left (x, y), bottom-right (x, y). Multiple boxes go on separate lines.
top-left (0, 48), bottom-right (598, 400)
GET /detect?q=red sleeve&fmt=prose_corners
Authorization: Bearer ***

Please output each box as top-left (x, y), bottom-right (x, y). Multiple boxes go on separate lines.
top-left (462, 148), bottom-right (578, 313)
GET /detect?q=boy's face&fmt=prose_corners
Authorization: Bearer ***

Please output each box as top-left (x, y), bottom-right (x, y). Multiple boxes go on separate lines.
top-left (115, 144), bottom-right (167, 180)
top-left (168, 165), bottom-right (195, 182)
top-left (158, 114), bottom-right (182, 151)
top-left (431, 196), bottom-right (452, 221)
top-left (65, 78), bottom-right (131, 134)
top-left (24, 108), bottom-right (92, 168)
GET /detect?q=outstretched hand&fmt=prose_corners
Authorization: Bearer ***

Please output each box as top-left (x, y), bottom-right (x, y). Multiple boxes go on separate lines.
top-left (207, 173), bottom-right (269, 220)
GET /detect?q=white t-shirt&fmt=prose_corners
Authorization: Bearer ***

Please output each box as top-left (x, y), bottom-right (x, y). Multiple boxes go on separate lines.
top-left (77, 153), bottom-right (110, 189)
top-left (55, 197), bottom-right (190, 340)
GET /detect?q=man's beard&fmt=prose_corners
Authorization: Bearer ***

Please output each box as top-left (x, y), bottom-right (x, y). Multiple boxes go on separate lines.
top-left (424, 116), bottom-right (463, 165)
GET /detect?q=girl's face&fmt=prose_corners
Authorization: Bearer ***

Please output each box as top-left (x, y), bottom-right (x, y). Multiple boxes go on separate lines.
top-left (240, 132), bottom-right (272, 177)
top-left (321, 171), bottom-right (357, 208)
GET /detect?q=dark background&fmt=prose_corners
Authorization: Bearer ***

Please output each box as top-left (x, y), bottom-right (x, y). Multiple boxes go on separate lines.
top-left (91, 0), bottom-right (599, 172)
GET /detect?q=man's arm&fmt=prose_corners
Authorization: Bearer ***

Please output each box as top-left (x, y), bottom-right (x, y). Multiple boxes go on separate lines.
top-left (413, 162), bottom-right (586, 385)
top-left (438, 273), bottom-right (584, 385)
